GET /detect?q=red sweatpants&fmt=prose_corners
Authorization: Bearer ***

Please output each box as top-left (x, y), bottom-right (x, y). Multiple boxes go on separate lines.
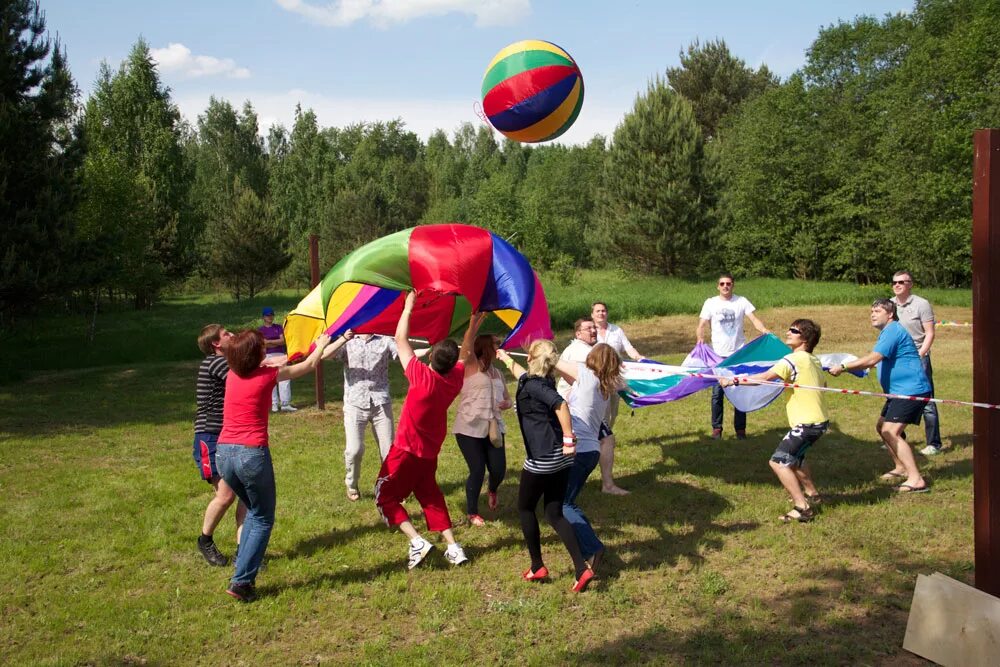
top-left (374, 446), bottom-right (452, 532)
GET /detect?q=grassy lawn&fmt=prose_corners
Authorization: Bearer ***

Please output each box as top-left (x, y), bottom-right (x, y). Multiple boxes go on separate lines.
top-left (0, 283), bottom-right (975, 665)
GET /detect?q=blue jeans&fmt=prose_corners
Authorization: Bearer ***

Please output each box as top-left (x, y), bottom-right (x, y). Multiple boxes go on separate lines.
top-left (216, 444), bottom-right (276, 586)
top-left (921, 354), bottom-right (942, 448)
top-left (562, 450), bottom-right (603, 560)
top-left (711, 384), bottom-right (746, 431)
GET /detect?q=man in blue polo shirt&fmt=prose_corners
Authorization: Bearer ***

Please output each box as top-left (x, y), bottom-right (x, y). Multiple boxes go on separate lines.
top-left (829, 298), bottom-right (931, 493)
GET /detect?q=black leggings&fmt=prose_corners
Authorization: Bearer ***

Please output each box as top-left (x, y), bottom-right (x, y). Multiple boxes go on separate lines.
top-left (517, 467), bottom-right (587, 578)
top-left (455, 433), bottom-right (507, 515)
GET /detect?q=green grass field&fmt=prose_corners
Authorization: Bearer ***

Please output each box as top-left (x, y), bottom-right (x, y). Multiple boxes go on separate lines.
top-left (0, 277), bottom-right (975, 665)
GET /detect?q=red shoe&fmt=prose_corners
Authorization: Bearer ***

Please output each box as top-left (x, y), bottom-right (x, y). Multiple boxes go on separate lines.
top-left (572, 567), bottom-right (595, 592)
top-left (488, 491), bottom-right (498, 511)
top-left (468, 514), bottom-right (485, 526)
top-left (522, 566), bottom-right (549, 581)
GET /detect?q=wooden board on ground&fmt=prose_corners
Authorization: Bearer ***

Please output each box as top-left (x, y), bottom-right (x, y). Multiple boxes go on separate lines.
top-left (903, 572), bottom-right (1000, 665)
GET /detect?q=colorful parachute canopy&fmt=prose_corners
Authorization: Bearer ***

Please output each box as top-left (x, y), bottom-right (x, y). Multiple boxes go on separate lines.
top-left (621, 334), bottom-right (867, 411)
top-left (283, 224), bottom-right (552, 361)
top-left (481, 39), bottom-right (584, 143)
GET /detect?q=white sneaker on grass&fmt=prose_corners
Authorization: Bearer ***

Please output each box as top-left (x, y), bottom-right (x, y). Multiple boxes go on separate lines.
top-left (921, 445), bottom-right (942, 456)
top-left (407, 538), bottom-right (433, 570)
top-left (280, 404), bottom-right (297, 412)
top-left (271, 405), bottom-right (279, 414)
top-left (444, 543), bottom-right (468, 566)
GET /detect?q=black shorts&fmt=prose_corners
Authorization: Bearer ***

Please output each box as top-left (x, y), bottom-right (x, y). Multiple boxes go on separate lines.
top-left (771, 422), bottom-right (829, 467)
top-left (880, 395), bottom-right (930, 425)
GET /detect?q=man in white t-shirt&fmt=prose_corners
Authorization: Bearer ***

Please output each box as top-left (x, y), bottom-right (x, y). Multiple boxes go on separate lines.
top-left (696, 272), bottom-right (770, 439)
top-left (557, 318), bottom-right (597, 399)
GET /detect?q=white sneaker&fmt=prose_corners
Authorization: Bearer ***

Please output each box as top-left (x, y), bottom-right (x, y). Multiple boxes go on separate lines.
top-left (444, 543), bottom-right (468, 566)
top-left (407, 538), bottom-right (433, 570)
top-left (921, 445), bottom-right (942, 456)
top-left (280, 404), bottom-right (298, 412)
top-left (271, 406), bottom-right (279, 413)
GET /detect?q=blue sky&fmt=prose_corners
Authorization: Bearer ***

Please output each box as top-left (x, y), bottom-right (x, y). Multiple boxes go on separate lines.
top-left (42, 0), bottom-right (910, 145)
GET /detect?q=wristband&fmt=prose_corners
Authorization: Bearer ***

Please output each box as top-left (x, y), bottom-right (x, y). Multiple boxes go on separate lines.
top-left (840, 363), bottom-right (848, 372)
top-left (562, 435), bottom-right (576, 445)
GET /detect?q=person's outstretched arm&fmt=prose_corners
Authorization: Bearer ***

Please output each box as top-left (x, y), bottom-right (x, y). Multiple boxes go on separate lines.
top-left (395, 292), bottom-right (417, 369)
top-left (321, 329), bottom-right (353, 361)
top-left (828, 350), bottom-right (883, 376)
top-left (496, 348), bottom-right (526, 381)
top-left (461, 312), bottom-right (487, 377)
top-left (278, 333), bottom-right (332, 382)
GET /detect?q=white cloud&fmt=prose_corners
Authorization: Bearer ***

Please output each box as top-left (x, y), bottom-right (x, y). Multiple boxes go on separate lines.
top-left (171, 87), bottom-right (621, 146)
top-left (274, 0), bottom-right (530, 29)
top-left (150, 43), bottom-right (251, 80)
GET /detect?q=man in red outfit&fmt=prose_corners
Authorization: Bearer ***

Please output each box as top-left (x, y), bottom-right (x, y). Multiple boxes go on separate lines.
top-left (374, 292), bottom-right (484, 569)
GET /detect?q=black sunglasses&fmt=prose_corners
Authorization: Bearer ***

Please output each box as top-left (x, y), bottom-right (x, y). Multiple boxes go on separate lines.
top-left (718, 281), bottom-right (733, 286)
top-left (787, 327), bottom-right (802, 335)
top-left (892, 280), bottom-right (911, 285)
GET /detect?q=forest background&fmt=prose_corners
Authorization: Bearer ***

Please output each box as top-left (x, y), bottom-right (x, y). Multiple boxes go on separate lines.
top-left (2, 0), bottom-right (998, 327)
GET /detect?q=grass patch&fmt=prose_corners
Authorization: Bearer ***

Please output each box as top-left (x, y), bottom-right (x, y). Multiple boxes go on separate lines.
top-left (0, 295), bottom-right (975, 664)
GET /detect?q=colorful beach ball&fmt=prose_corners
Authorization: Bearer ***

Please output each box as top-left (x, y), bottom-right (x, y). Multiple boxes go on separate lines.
top-left (481, 40), bottom-right (584, 143)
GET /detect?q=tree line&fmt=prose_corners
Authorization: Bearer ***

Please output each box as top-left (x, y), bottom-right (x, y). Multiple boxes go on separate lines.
top-left (1, 0), bottom-right (996, 325)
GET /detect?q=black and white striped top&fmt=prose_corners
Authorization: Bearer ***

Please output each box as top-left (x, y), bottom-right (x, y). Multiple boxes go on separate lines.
top-left (194, 355), bottom-right (229, 434)
top-left (515, 374), bottom-right (574, 475)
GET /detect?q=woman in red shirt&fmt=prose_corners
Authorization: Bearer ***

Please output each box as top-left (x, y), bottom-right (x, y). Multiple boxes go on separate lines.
top-left (217, 329), bottom-right (332, 602)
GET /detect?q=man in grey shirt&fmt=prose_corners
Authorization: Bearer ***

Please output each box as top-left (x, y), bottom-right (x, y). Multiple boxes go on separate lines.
top-left (322, 331), bottom-right (398, 500)
top-left (891, 270), bottom-right (943, 455)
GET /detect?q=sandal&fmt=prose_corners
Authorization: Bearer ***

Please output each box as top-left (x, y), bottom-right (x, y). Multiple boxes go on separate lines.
top-left (468, 514), bottom-right (486, 526)
top-left (346, 488), bottom-right (360, 502)
top-left (805, 494), bottom-right (822, 506)
top-left (522, 566), bottom-right (548, 581)
top-left (880, 471), bottom-right (906, 481)
top-left (896, 483), bottom-right (930, 494)
top-left (781, 506), bottom-right (814, 523)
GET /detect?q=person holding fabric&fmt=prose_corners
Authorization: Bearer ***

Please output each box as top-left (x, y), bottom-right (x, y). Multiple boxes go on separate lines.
top-left (696, 273), bottom-right (770, 439)
top-left (321, 330), bottom-right (397, 501)
top-left (720, 319), bottom-right (829, 523)
top-left (890, 270), bottom-right (944, 456)
top-left (192, 324), bottom-right (246, 566)
top-left (559, 343), bottom-right (625, 572)
top-left (497, 341), bottom-right (595, 593)
top-left (259, 307), bottom-right (295, 413)
top-left (829, 299), bottom-right (931, 493)
top-left (452, 334), bottom-right (512, 525)
top-left (374, 292), bottom-right (481, 570)
top-left (217, 328), bottom-right (332, 602)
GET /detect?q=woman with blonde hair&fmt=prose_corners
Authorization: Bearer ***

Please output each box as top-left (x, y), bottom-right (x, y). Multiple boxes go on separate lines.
top-left (558, 343), bottom-right (625, 573)
top-left (497, 340), bottom-right (594, 592)
top-left (453, 334), bottom-right (512, 525)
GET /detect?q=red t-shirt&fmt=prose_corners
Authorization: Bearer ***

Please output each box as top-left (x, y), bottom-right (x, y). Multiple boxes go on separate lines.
top-left (394, 357), bottom-right (464, 459)
top-left (219, 366), bottom-right (279, 447)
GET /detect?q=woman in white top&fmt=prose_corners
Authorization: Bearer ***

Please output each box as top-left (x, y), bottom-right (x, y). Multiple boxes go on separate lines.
top-left (453, 334), bottom-right (512, 525)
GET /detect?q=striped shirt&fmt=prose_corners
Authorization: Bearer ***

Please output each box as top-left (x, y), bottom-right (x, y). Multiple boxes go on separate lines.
top-left (522, 447), bottom-right (574, 475)
top-left (194, 355), bottom-right (229, 434)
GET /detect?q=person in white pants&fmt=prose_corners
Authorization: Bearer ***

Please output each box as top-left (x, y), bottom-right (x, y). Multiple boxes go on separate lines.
top-left (259, 307), bottom-right (295, 412)
top-left (322, 330), bottom-right (398, 501)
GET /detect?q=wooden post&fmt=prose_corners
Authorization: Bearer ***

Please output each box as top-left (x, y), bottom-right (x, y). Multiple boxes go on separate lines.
top-left (972, 129), bottom-right (1000, 595)
top-left (309, 234), bottom-right (325, 411)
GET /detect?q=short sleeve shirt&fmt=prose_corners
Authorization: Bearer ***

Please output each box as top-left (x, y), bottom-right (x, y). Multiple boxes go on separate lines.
top-left (772, 351), bottom-right (829, 426)
top-left (557, 339), bottom-right (593, 399)
top-left (259, 323), bottom-right (286, 355)
top-left (891, 294), bottom-right (935, 347)
top-left (219, 366), bottom-right (279, 447)
top-left (699, 295), bottom-right (756, 357)
top-left (567, 364), bottom-right (610, 454)
top-left (873, 321), bottom-right (932, 395)
top-left (515, 374), bottom-right (572, 473)
top-left (393, 357), bottom-right (465, 459)
top-left (335, 335), bottom-right (397, 408)
top-left (598, 323), bottom-right (635, 359)
top-left (195, 354), bottom-right (229, 434)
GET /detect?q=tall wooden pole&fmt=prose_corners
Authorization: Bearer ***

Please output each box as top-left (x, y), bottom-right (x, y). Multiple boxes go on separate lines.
top-left (972, 129), bottom-right (1000, 595)
top-left (309, 234), bottom-right (325, 410)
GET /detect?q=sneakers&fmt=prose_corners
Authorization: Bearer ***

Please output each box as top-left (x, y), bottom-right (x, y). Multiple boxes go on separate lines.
top-left (198, 535), bottom-right (228, 567)
top-left (407, 538), bottom-right (434, 570)
top-left (468, 514), bottom-right (485, 526)
top-left (280, 404), bottom-right (297, 412)
top-left (271, 405), bottom-right (279, 413)
top-left (522, 566), bottom-right (549, 581)
top-left (487, 491), bottom-right (498, 511)
top-left (572, 567), bottom-right (595, 592)
top-left (710, 428), bottom-right (722, 440)
top-left (921, 445), bottom-right (942, 456)
top-left (226, 582), bottom-right (257, 602)
top-left (736, 430), bottom-right (747, 440)
top-left (444, 543), bottom-right (469, 566)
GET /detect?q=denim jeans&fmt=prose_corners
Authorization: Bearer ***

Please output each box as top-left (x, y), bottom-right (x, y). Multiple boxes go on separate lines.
top-left (562, 450), bottom-right (603, 560)
top-left (711, 384), bottom-right (746, 431)
top-left (921, 354), bottom-right (942, 448)
top-left (216, 444), bottom-right (276, 586)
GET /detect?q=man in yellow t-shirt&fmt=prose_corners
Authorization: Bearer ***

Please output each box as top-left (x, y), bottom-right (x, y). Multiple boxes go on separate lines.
top-left (720, 319), bottom-right (829, 523)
